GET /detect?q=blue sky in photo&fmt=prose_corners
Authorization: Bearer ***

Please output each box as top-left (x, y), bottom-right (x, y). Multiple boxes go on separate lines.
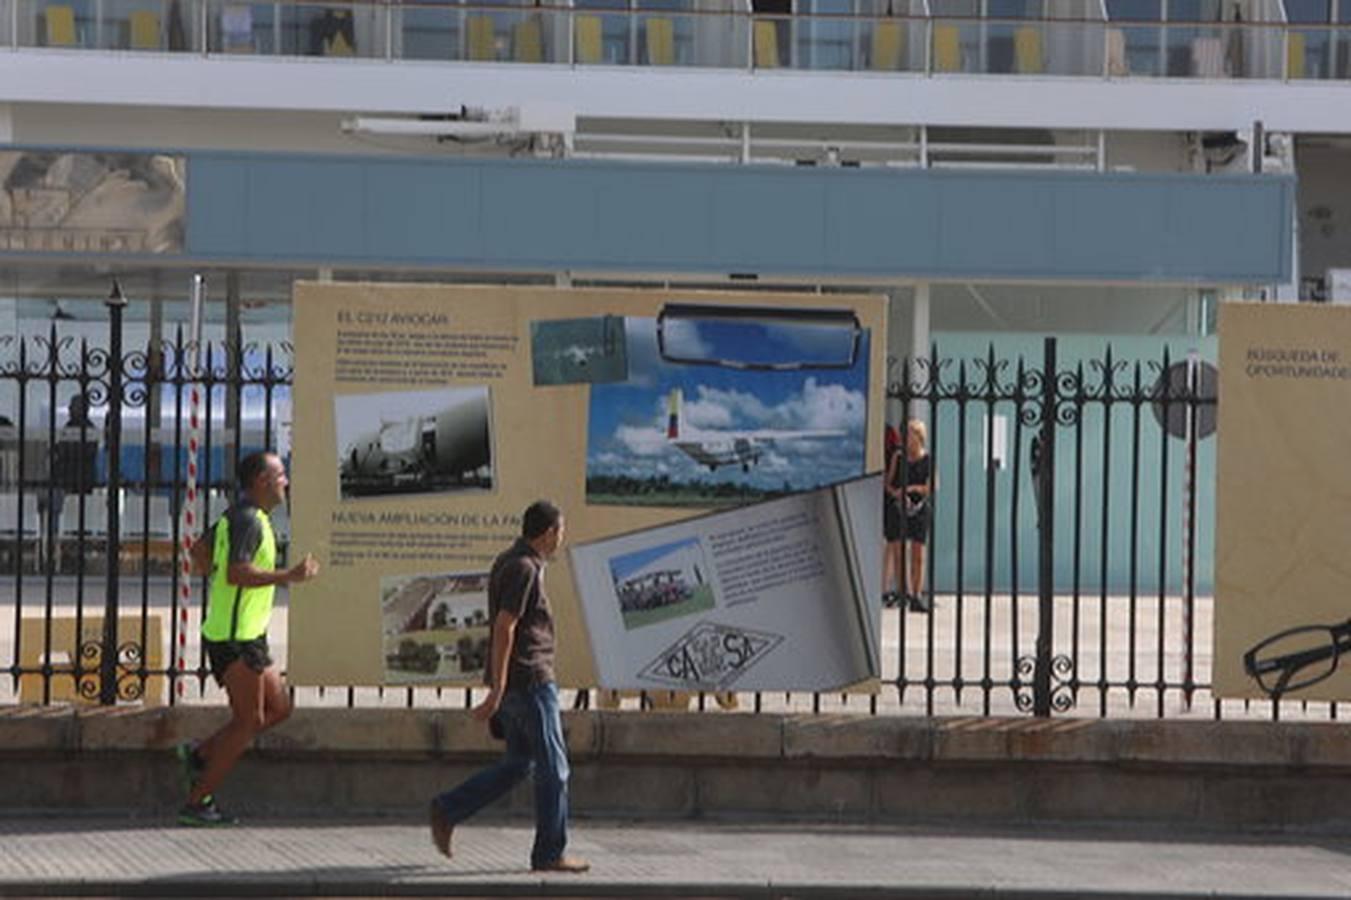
top-left (586, 315), bottom-right (870, 492)
top-left (608, 535), bottom-right (704, 582)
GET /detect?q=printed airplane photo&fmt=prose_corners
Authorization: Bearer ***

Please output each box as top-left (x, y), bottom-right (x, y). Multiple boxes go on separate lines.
top-left (530, 315), bottom-right (628, 386)
top-left (586, 311), bottom-right (868, 508)
top-left (335, 386), bottom-right (493, 500)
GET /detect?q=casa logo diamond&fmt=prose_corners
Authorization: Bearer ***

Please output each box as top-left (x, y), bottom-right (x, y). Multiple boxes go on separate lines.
top-left (638, 621), bottom-right (784, 690)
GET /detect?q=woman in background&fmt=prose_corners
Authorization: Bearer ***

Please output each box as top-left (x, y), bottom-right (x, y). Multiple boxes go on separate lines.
top-left (881, 424), bottom-right (904, 607)
top-left (900, 419), bottom-right (934, 613)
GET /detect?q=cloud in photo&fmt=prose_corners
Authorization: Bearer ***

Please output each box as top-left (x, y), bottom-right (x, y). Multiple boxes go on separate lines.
top-left (587, 315), bottom-right (871, 494)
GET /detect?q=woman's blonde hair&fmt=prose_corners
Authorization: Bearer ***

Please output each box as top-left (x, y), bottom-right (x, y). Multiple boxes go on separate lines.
top-left (907, 419), bottom-right (928, 450)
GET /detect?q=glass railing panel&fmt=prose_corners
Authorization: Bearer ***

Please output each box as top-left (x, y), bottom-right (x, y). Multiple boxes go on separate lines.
top-left (1334, 28), bottom-right (1351, 79)
top-left (205, 0), bottom-right (279, 53)
top-left (859, 15), bottom-right (925, 71)
top-left (229, 0), bottom-right (385, 58)
top-left (93, 0), bottom-right (197, 51)
top-left (9, 0), bottom-right (1348, 84)
top-left (203, 0), bottom-right (387, 56)
top-left (928, 17), bottom-right (1103, 75)
top-left (1288, 24), bottom-right (1351, 78)
top-left (426, 5), bottom-right (564, 64)
top-left (793, 13), bottom-right (857, 70)
top-left (637, 10), bottom-right (742, 67)
top-left (1229, 23), bottom-right (1284, 79)
top-left (1287, 26), bottom-right (1332, 78)
top-left (1161, 24), bottom-right (1222, 76)
top-left (1038, 20), bottom-right (1105, 75)
top-left (24, 0), bottom-right (97, 48)
top-left (1105, 22), bottom-right (1166, 76)
top-left (397, 3), bottom-right (459, 61)
top-left (572, 9), bottom-right (635, 65)
top-left (928, 18), bottom-right (987, 72)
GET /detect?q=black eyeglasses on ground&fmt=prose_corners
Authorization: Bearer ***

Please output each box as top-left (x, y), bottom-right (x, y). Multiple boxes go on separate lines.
top-left (1243, 619), bottom-right (1351, 700)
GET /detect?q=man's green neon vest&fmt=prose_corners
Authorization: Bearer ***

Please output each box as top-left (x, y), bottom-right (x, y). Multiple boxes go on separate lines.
top-left (202, 507), bottom-right (276, 642)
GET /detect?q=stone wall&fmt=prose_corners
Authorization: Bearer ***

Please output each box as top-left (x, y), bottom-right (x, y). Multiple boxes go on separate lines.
top-left (4, 707), bottom-right (1351, 830)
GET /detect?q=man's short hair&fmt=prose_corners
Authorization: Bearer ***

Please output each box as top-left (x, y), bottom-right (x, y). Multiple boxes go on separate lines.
top-left (237, 451), bottom-right (275, 492)
top-left (522, 500), bottom-right (562, 539)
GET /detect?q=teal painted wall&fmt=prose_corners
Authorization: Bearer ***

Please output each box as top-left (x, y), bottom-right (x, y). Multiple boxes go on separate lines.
top-left (901, 333), bottom-right (1216, 597)
top-left (184, 153), bottom-right (1294, 283)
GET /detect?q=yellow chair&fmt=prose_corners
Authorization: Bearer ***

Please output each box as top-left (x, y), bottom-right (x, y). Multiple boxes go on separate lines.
top-left (44, 4), bottom-right (78, 46)
top-left (575, 14), bottom-right (602, 64)
top-left (129, 10), bottom-right (160, 49)
top-left (467, 14), bottom-right (496, 60)
top-left (645, 16), bottom-right (674, 65)
top-left (326, 31), bottom-right (354, 55)
top-left (324, 10), bottom-right (355, 55)
top-left (932, 23), bottom-right (960, 71)
top-left (871, 19), bottom-right (903, 70)
top-left (513, 17), bottom-right (542, 62)
top-left (753, 19), bottom-right (779, 67)
top-left (1014, 25), bottom-right (1042, 73)
top-left (1286, 31), bottom-right (1306, 79)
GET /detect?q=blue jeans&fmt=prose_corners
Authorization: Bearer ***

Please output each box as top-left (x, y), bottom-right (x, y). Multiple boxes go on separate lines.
top-left (433, 681), bottom-right (569, 867)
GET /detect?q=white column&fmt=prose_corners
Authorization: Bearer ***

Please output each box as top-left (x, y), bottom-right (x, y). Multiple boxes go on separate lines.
top-left (912, 281), bottom-right (930, 366)
top-left (1274, 194), bottom-right (1301, 302)
top-left (910, 282), bottom-right (931, 421)
top-left (0, 105), bottom-right (13, 143)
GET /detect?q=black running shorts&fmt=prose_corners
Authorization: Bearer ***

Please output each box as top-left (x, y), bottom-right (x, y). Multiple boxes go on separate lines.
top-left (204, 636), bottom-right (273, 686)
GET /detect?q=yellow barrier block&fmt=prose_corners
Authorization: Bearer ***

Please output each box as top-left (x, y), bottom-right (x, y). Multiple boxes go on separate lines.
top-left (18, 614), bottom-right (164, 705)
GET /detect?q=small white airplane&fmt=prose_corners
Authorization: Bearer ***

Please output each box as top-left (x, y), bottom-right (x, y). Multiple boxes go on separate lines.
top-left (559, 344), bottom-right (600, 368)
top-left (663, 388), bottom-right (844, 473)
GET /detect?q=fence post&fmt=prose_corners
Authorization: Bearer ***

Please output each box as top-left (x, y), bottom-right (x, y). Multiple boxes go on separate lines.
top-left (99, 281), bottom-right (127, 705)
top-left (1033, 336), bottom-right (1056, 717)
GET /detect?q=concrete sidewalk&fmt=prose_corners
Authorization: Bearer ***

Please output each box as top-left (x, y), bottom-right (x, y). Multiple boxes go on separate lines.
top-left (2, 815), bottom-right (1350, 898)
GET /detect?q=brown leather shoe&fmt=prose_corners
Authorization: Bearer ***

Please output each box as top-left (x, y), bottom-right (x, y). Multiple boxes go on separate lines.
top-left (429, 800), bottom-right (453, 858)
top-left (532, 856), bottom-right (590, 874)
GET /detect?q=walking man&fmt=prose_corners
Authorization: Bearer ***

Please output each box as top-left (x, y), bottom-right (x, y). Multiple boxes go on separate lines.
top-left (177, 450), bottom-right (320, 825)
top-left (429, 500), bottom-right (588, 873)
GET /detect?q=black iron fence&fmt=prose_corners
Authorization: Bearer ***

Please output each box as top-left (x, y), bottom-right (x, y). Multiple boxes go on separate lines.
top-left (0, 302), bottom-right (291, 706)
top-left (887, 337), bottom-right (1224, 719)
top-left (0, 312), bottom-right (1297, 719)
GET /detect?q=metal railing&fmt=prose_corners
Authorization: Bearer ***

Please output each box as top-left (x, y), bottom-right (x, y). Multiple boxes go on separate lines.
top-left (5, 0), bottom-right (1350, 80)
top-left (0, 310), bottom-right (1342, 721)
top-left (0, 310), bottom-right (290, 706)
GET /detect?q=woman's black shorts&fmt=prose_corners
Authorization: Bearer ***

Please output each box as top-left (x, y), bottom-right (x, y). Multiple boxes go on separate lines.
top-left (204, 637), bottom-right (273, 686)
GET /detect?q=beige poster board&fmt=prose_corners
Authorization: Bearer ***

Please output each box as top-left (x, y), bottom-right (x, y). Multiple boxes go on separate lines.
top-left (288, 284), bottom-right (887, 687)
top-left (1215, 303), bottom-right (1351, 701)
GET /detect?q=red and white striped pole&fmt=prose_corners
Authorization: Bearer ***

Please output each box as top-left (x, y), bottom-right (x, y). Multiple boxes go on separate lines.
top-left (176, 274), bottom-right (206, 698)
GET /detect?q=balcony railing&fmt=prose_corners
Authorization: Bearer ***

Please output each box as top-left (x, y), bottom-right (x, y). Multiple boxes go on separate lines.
top-left (3, 0), bottom-right (1350, 81)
